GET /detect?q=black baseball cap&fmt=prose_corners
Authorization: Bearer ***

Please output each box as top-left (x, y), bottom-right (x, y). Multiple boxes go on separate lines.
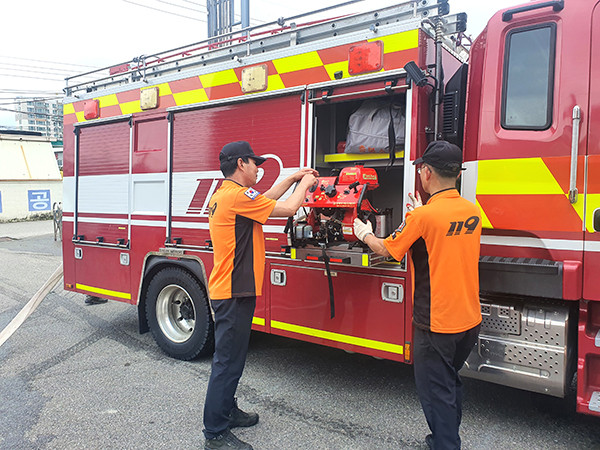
top-left (413, 140), bottom-right (465, 173)
top-left (219, 141), bottom-right (267, 166)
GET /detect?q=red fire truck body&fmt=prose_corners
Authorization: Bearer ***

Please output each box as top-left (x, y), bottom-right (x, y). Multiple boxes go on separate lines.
top-left (62, 0), bottom-right (600, 416)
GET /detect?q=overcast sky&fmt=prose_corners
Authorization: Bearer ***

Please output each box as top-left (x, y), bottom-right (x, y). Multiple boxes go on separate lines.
top-left (0, 0), bottom-right (524, 128)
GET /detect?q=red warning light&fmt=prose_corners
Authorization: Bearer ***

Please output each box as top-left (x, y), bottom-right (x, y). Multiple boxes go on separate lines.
top-left (83, 99), bottom-right (100, 120)
top-left (348, 41), bottom-right (383, 75)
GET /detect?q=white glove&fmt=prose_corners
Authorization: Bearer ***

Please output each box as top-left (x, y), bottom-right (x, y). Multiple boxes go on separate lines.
top-left (353, 218), bottom-right (374, 242)
top-left (406, 192), bottom-right (423, 212)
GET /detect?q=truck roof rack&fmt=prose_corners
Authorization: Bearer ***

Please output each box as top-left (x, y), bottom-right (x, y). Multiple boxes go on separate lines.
top-left (64, 0), bottom-right (466, 98)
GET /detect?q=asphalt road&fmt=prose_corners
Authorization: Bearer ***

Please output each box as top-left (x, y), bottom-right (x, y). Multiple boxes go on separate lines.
top-left (1, 223), bottom-right (599, 449)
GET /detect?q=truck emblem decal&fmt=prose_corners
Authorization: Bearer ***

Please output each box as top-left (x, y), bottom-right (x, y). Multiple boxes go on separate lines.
top-left (185, 155), bottom-right (282, 215)
top-left (187, 178), bottom-right (223, 216)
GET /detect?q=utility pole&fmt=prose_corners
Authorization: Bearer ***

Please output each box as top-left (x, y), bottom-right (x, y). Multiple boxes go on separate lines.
top-left (207, 0), bottom-right (250, 39)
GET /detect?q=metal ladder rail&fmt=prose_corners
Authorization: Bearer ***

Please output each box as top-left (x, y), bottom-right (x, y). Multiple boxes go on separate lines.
top-left (64, 0), bottom-right (446, 97)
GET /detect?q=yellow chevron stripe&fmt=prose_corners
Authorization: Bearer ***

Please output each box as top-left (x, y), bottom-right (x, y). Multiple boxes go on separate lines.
top-left (271, 320), bottom-right (403, 355)
top-left (98, 94), bottom-right (119, 107)
top-left (64, 29), bottom-right (421, 122)
top-left (476, 158), bottom-right (564, 195)
top-left (586, 194), bottom-right (600, 232)
top-left (75, 111), bottom-right (85, 122)
top-left (252, 317), bottom-right (265, 326)
top-left (568, 192), bottom-right (585, 228)
top-left (273, 51), bottom-right (324, 74)
top-left (173, 88), bottom-right (209, 105)
top-left (149, 82), bottom-right (172, 96)
top-left (476, 199), bottom-right (493, 229)
top-left (200, 69), bottom-right (239, 88)
top-left (265, 74), bottom-right (285, 91)
top-left (324, 61), bottom-right (349, 80)
top-left (369, 29), bottom-right (419, 53)
top-left (120, 100), bottom-right (142, 115)
top-left (76, 283), bottom-right (131, 300)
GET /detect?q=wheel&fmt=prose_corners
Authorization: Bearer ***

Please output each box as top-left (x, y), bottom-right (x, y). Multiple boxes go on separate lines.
top-left (145, 267), bottom-right (214, 360)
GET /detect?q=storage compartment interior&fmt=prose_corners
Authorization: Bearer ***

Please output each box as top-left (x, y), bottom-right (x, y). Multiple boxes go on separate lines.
top-left (311, 93), bottom-right (407, 230)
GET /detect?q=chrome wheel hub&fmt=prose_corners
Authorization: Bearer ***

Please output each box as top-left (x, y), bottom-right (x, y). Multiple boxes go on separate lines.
top-left (156, 284), bottom-right (196, 343)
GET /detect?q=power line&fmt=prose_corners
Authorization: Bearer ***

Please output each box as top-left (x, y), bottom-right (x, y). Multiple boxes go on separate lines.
top-left (0, 97), bottom-right (63, 107)
top-left (180, 0), bottom-right (205, 6)
top-left (253, 0), bottom-right (305, 15)
top-left (155, 0), bottom-right (207, 13)
top-left (0, 106), bottom-right (63, 121)
top-left (0, 61), bottom-right (81, 75)
top-left (122, 0), bottom-right (207, 22)
top-left (0, 66), bottom-right (79, 77)
top-left (0, 73), bottom-right (65, 82)
top-left (0, 55), bottom-right (99, 69)
top-left (0, 95), bottom-right (62, 100)
top-left (0, 89), bottom-right (62, 95)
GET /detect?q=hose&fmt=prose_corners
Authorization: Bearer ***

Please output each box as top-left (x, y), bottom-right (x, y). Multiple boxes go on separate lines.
top-left (0, 264), bottom-right (63, 348)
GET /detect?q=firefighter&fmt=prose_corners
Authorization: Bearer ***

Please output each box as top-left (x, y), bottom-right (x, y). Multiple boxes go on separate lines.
top-left (203, 140), bottom-right (317, 450)
top-left (353, 140), bottom-right (482, 450)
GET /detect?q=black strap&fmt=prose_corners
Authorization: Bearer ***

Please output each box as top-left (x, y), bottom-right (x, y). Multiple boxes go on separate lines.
top-left (283, 216), bottom-right (293, 235)
top-left (386, 102), bottom-right (396, 170)
top-left (284, 182), bottom-right (298, 242)
top-left (320, 244), bottom-right (335, 319)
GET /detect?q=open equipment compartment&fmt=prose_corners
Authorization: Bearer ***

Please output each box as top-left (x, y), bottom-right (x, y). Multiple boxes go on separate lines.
top-left (309, 78), bottom-right (409, 237)
top-left (288, 76), bottom-right (410, 267)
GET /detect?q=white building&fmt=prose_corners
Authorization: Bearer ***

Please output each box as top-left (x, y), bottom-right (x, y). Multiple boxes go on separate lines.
top-left (15, 98), bottom-right (63, 140)
top-left (0, 131), bottom-right (62, 220)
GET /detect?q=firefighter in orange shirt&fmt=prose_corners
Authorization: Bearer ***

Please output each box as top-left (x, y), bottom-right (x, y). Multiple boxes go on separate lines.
top-left (203, 141), bottom-right (317, 450)
top-left (354, 140), bottom-right (482, 450)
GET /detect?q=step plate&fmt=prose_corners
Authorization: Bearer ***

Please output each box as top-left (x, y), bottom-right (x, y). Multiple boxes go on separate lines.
top-left (461, 299), bottom-right (570, 397)
top-left (590, 391), bottom-right (600, 413)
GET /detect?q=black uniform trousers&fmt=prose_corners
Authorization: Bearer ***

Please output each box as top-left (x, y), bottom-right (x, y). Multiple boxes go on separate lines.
top-left (203, 296), bottom-right (256, 439)
top-left (413, 324), bottom-right (480, 450)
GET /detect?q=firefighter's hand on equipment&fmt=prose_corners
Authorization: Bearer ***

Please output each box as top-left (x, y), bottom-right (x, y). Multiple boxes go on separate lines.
top-left (406, 192), bottom-right (423, 212)
top-left (353, 217), bottom-right (374, 242)
top-left (271, 173), bottom-right (318, 217)
top-left (298, 173), bottom-right (318, 190)
top-left (293, 168), bottom-right (319, 182)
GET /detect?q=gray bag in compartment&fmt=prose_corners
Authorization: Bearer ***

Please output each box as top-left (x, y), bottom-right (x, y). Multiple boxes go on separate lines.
top-left (345, 100), bottom-right (405, 154)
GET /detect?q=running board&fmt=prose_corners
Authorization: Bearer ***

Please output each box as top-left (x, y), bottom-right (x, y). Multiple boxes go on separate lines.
top-left (479, 256), bottom-right (563, 299)
top-left (461, 298), bottom-right (571, 398)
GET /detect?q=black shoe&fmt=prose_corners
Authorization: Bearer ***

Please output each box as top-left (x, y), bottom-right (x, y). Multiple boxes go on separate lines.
top-left (425, 434), bottom-right (433, 449)
top-left (84, 295), bottom-right (108, 305)
top-left (204, 429), bottom-right (253, 449)
top-left (229, 398), bottom-right (259, 428)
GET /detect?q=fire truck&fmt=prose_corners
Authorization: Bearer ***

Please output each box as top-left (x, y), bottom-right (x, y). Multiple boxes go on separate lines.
top-left (61, 0), bottom-right (600, 416)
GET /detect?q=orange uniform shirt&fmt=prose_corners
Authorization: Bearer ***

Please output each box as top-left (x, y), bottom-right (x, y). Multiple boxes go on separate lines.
top-left (384, 189), bottom-right (482, 333)
top-left (208, 180), bottom-right (276, 300)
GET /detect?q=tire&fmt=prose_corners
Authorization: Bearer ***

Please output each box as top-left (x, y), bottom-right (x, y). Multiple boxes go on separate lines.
top-left (145, 267), bottom-right (214, 360)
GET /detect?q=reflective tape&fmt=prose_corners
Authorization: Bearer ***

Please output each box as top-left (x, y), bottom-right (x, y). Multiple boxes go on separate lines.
top-left (271, 320), bottom-right (403, 355)
top-left (64, 30), bottom-right (419, 125)
top-left (76, 283), bottom-right (131, 300)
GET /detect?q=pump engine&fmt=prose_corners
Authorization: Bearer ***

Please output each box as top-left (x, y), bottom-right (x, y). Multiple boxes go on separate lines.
top-left (293, 165), bottom-right (392, 246)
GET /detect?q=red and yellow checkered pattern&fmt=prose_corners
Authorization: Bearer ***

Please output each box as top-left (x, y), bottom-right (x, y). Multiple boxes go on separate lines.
top-left (476, 156), bottom-right (600, 233)
top-left (63, 29), bottom-right (419, 125)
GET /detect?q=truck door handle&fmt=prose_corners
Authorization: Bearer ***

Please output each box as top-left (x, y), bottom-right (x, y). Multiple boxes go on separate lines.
top-left (569, 105), bottom-right (581, 204)
top-left (502, 0), bottom-right (564, 22)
